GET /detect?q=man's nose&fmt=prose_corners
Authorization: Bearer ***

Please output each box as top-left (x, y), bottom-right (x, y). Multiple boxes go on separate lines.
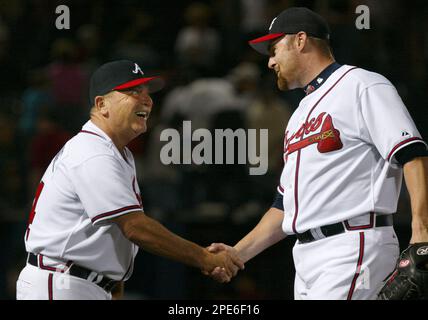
top-left (268, 57), bottom-right (276, 70)
top-left (137, 88), bottom-right (152, 102)
top-left (140, 94), bottom-right (153, 107)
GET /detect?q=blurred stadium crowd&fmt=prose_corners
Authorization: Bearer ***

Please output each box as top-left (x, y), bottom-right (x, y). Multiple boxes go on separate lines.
top-left (0, 0), bottom-right (427, 299)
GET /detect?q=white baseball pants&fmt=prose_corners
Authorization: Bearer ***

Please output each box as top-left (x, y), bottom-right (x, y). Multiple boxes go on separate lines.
top-left (293, 226), bottom-right (399, 300)
top-left (16, 264), bottom-right (112, 300)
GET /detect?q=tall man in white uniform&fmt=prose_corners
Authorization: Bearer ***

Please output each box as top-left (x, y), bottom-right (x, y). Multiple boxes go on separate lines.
top-left (208, 7), bottom-right (428, 299)
top-left (16, 60), bottom-right (244, 300)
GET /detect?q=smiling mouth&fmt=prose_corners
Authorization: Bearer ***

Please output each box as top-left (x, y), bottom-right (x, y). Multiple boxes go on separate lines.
top-left (135, 111), bottom-right (149, 120)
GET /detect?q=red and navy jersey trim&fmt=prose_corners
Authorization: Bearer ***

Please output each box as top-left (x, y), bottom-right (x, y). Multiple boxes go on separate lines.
top-left (39, 254), bottom-right (57, 272)
top-left (38, 254), bottom-right (73, 273)
top-left (387, 137), bottom-right (425, 161)
top-left (91, 205), bottom-right (141, 223)
top-left (344, 212), bottom-right (374, 230)
top-left (303, 62), bottom-right (342, 95)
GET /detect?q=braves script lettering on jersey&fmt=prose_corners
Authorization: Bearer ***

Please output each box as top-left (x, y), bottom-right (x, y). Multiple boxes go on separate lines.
top-left (278, 65), bottom-right (426, 234)
top-left (24, 120), bottom-right (140, 281)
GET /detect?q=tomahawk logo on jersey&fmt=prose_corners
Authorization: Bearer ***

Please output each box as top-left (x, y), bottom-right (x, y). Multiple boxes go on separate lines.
top-left (283, 112), bottom-right (343, 162)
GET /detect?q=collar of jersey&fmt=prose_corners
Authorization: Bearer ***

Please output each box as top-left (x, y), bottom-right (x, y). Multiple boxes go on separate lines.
top-left (81, 120), bottom-right (112, 142)
top-left (82, 121), bottom-right (132, 165)
top-left (303, 62), bottom-right (342, 96)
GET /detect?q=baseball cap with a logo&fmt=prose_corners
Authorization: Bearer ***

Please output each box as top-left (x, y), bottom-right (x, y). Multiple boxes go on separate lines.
top-left (249, 7), bottom-right (331, 55)
top-left (89, 60), bottom-right (164, 105)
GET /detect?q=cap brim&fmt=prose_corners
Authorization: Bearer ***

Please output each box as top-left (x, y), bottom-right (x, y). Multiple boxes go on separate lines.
top-left (113, 76), bottom-right (165, 93)
top-left (248, 33), bottom-right (285, 55)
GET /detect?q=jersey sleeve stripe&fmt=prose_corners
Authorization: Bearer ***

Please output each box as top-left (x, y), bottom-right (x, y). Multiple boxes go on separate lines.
top-left (386, 137), bottom-right (426, 161)
top-left (277, 185), bottom-right (285, 195)
top-left (91, 205), bottom-right (141, 223)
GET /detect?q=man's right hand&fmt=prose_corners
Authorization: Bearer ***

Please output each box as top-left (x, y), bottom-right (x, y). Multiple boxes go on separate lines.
top-left (202, 246), bottom-right (244, 283)
top-left (204, 243), bottom-right (244, 283)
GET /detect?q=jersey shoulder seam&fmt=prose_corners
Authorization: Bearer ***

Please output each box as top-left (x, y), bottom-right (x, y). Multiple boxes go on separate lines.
top-left (360, 82), bottom-right (394, 93)
top-left (68, 153), bottom-right (122, 170)
top-left (346, 68), bottom-right (393, 94)
top-left (353, 76), bottom-right (394, 146)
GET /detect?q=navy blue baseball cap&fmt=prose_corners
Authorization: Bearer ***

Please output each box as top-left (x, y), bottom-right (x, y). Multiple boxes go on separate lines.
top-left (89, 60), bottom-right (164, 105)
top-left (249, 7), bottom-right (331, 55)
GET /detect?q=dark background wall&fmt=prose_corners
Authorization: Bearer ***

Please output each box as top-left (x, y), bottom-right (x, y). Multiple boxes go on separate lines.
top-left (0, 0), bottom-right (426, 299)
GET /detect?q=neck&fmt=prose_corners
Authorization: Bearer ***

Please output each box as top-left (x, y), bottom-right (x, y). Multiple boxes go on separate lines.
top-left (299, 56), bottom-right (335, 88)
top-left (90, 116), bottom-right (128, 152)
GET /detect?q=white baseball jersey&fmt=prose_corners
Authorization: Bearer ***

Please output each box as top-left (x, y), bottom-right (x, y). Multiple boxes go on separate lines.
top-left (25, 120), bottom-right (141, 281)
top-left (279, 64), bottom-right (427, 235)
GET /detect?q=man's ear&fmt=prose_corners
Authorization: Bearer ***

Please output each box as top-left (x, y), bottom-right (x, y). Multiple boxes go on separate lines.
top-left (95, 96), bottom-right (108, 116)
top-left (296, 32), bottom-right (308, 52)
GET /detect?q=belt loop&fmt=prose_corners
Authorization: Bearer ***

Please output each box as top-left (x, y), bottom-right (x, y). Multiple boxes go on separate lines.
top-left (87, 271), bottom-right (99, 282)
top-left (62, 261), bottom-right (73, 274)
top-left (94, 274), bottom-right (104, 284)
top-left (341, 221), bottom-right (347, 232)
top-left (343, 219), bottom-right (351, 231)
top-left (312, 227), bottom-right (325, 240)
top-left (309, 228), bottom-right (318, 240)
top-left (372, 211), bottom-right (377, 227)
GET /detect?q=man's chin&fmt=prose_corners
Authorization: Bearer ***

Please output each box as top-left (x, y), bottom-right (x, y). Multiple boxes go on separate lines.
top-left (132, 125), bottom-right (147, 137)
top-left (277, 78), bottom-right (290, 91)
top-left (139, 126), bottom-right (147, 135)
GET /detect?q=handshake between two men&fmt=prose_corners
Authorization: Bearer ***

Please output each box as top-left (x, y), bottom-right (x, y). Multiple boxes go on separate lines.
top-left (199, 208), bottom-right (287, 283)
top-left (203, 243), bottom-right (244, 283)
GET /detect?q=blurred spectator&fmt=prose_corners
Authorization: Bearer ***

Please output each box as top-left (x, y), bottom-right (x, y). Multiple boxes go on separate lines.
top-left (76, 24), bottom-right (102, 74)
top-left (227, 62), bottom-right (261, 109)
top-left (47, 38), bottom-right (86, 106)
top-left (162, 77), bottom-right (240, 129)
top-left (227, 61), bottom-right (293, 175)
top-left (228, 63), bottom-right (293, 205)
top-left (46, 38), bottom-right (88, 132)
top-left (175, 2), bottom-right (221, 77)
top-left (245, 74), bottom-right (292, 175)
top-left (240, 0), bottom-right (269, 36)
top-left (28, 107), bottom-right (71, 197)
top-left (110, 9), bottom-right (161, 70)
top-left (18, 69), bottom-right (53, 137)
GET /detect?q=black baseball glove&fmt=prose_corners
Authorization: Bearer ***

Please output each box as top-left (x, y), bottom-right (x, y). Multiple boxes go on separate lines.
top-left (377, 242), bottom-right (428, 300)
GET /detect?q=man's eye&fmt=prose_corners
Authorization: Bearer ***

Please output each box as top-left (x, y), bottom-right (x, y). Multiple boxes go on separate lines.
top-left (129, 89), bottom-right (142, 96)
